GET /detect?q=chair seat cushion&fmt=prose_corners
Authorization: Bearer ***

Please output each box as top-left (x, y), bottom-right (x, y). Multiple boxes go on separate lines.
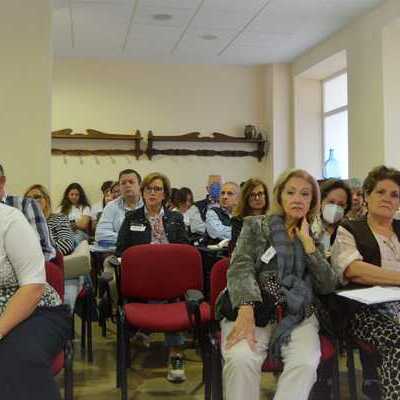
top-left (124, 301), bottom-right (210, 332)
top-left (51, 351), bottom-right (64, 376)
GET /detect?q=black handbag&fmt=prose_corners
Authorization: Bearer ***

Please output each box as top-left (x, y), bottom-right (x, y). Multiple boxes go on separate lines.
top-left (219, 288), bottom-right (276, 327)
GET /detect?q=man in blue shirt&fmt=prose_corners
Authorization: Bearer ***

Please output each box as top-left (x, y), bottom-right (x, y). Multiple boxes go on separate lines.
top-left (94, 168), bottom-right (143, 252)
top-left (205, 181), bottom-right (239, 242)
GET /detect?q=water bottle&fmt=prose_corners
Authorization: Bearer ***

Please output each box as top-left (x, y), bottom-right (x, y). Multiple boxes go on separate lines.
top-left (323, 148), bottom-right (341, 179)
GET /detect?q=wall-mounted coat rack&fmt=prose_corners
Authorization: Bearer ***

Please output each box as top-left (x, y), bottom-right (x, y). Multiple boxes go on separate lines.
top-left (145, 131), bottom-right (267, 162)
top-left (51, 129), bottom-right (143, 159)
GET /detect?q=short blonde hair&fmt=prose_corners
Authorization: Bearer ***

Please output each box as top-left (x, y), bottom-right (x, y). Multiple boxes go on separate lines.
top-left (269, 169), bottom-right (320, 221)
top-left (24, 184), bottom-right (52, 217)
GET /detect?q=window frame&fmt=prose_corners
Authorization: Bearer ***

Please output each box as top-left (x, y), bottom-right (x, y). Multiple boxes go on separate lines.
top-left (321, 69), bottom-right (348, 178)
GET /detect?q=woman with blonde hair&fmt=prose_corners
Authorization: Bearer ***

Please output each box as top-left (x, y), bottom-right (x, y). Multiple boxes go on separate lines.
top-left (25, 184), bottom-right (74, 256)
top-left (217, 168), bottom-right (337, 400)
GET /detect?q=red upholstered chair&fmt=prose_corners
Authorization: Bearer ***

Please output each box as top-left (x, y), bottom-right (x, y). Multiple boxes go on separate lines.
top-left (207, 257), bottom-right (340, 400)
top-left (45, 260), bottom-right (74, 400)
top-left (116, 244), bottom-right (211, 400)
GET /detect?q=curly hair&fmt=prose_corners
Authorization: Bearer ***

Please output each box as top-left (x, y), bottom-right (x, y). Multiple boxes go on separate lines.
top-left (363, 165), bottom-right (400, 196)
top-left (320, 178), bottom-right (352, 214)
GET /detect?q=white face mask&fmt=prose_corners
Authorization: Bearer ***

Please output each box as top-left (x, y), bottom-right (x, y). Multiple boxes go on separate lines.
top-left (322, 203), bottom-right (345, 225)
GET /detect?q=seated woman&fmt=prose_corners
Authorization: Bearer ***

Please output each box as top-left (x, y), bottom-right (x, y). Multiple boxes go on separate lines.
top-left (346, 177), bottom-right (367, 221)
top-left (230, 178), bottom-right (270, 252)
top-left (90, 180), bottom-right (114, 229)
top-left (58, 182), bottom-right (91, 246)
top-left (25, 184), bottom-right (74, 256)
top-left (218, 168), bottom-right (337, 400)
top-left (25, 184), bottom-right (91, 312)
top-left (173, 187), bottom-right (194, 228)
top-left (331, 165), bottom-right (400, 400)
top-left (0, 203), bottom-right (70, 400)
top-left (312, 179), bottom-right (352, 257)
top-left (116, 172), bottom-right (189, 383)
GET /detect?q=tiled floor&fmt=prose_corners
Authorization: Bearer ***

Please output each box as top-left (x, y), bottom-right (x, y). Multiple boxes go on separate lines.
top-left (57, 320), bottom-right (364, 400)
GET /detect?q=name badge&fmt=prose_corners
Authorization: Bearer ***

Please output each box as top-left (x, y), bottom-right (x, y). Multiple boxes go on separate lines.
top-left (261, 246), bottom-right (276, 264)
top-left (130, 224), bottom-right (146, 232)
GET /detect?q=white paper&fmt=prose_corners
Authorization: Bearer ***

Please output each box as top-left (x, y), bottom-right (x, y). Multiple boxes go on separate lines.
top-left (336, 286), bottom-right (400, 305)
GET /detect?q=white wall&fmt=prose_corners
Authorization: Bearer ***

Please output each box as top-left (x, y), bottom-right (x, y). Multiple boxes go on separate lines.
top-left (1, 0), bottom-right (52, 194)
top-left (382, 18), bottom-right (400, 169)
top-left (51, 59), bottom-right (269, 204)
top-left (292, 0), bottom-right (400, 180)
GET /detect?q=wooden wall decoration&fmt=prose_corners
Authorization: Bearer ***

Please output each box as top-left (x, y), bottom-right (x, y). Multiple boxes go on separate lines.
top-left (51, 129), bottom-right (143, 159)
top-left (145, 131), bottom-right (267, 162)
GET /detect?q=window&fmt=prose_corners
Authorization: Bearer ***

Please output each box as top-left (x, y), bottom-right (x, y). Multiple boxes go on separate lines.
top-left (322, 72), bottom-right (348, 179)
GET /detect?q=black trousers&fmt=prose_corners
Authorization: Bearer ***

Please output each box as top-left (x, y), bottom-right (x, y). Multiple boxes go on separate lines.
top-left (0, 305), bottom-right (71, 400)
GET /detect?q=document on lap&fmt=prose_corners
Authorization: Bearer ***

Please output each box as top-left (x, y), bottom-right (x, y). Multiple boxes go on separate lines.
top-left (337, 286), bottom-right (400, 305)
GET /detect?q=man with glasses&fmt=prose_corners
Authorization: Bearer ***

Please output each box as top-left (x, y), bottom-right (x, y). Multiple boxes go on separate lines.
top-left (205, 181), bottom-right (239, 243)
top-left (0, 163), bottom-right (56, 261)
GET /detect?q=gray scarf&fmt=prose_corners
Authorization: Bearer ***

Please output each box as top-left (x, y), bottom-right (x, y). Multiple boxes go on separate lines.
top-left (268, 215), bottom-right (314, 358)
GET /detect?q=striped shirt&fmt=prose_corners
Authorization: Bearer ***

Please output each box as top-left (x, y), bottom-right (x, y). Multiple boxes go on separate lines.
top-left (47, 213), bottom-right (75, 256)
top-left (5, 195), bottom-right (56, 261)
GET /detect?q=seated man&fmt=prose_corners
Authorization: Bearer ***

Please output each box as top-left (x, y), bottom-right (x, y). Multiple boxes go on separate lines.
top-left (205, 181), bottom-right (239, 242)
top-left (94, 169), bottom-right (143, 252)
top-left (0, 163), bottom-right (56, 261)
top-left (187, 174), bottom-right (223, 235)
top-left (93, 169), bottom-right (143, 307)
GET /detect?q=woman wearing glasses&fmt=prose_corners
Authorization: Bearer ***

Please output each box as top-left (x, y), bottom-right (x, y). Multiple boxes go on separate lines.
top-left (116, 172), bottom-right (189, 383)
top-left (24, 184), bottom-right (74, 256)
top-left (230, 178), bottom-right (270, 252)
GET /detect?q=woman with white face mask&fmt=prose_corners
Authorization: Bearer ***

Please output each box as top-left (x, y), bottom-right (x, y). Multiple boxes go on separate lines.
top-left (313, 179), bottom-right (352, 257)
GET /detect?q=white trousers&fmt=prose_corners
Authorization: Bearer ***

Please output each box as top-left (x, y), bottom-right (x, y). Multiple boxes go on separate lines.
top-left (221, 314), bottom-right (321, 400)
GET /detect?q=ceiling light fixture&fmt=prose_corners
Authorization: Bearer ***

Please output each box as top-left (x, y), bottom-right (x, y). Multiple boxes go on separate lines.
top-left (152, 13), bottom-right (173, 21)
top-left (200, 34), bottom-right (218, 41)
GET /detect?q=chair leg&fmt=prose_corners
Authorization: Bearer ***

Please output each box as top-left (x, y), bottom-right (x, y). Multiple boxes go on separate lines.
top-left (87, 317), bottom-right (93, 363)
top-left (346, 342), bottom-right (358, 400)
top-left (211, 343), bottom-right (223, 400)
top-left (64, 340), bottom-right (74, 400)
top-left (332, 346), bottom-right (341, 400)
top-left (118, 310), bottom-right (128, 400)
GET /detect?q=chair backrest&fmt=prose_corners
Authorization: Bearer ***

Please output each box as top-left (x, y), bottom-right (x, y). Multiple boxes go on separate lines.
top-left (210, 257), bottom-right (230, 318)
top-left (45, 261), bottom-right (65, 301)
top-left (121, 243), bottom-right (203, 300)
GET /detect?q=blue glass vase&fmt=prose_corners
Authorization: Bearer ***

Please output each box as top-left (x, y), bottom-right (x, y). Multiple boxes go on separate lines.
top-left (323, 148), bottom-right (341, 179)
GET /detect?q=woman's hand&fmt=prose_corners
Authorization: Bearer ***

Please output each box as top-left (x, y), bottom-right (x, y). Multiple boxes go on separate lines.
top-left (295, 218), bottom-right (316, 254)
top-left (225, 305), bottom-right (257, 351)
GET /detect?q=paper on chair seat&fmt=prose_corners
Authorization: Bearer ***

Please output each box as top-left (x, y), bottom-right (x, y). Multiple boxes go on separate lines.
top-left (337, 286), bottom-right (400, 305)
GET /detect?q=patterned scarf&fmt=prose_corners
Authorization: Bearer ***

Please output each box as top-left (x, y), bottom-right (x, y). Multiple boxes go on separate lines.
top-left (268, 215), bottom-right (314, 358)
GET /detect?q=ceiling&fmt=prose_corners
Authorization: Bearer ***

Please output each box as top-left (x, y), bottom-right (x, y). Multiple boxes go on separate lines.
top-left (53, 0), bottom-right (384, 65)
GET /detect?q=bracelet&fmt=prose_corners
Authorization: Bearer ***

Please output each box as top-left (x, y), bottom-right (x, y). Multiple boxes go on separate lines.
top-left (239, 300), bottom-right (255, 307)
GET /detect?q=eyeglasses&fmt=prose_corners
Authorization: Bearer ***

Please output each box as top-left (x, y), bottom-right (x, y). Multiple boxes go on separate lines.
top-left (221, 191), bottom-right (236, 196)
top-left (29, 194), bottom-right (43, 201)
top-left (144, 186), bottom-right (164, 194)
top-left (249, 191), bottom-right (265, 199)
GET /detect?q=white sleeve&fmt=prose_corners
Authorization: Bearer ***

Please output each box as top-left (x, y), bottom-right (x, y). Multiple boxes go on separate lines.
top-left (331, 226), bottom-right (363, 286)
top-left (4, 211), bottom-right (46, 286)
top-left (82, 206), bottom-right (91, 217)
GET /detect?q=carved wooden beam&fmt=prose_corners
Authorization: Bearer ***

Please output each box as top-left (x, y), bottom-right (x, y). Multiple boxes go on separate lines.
top-left (51, 129), bottom-right (143, 159)
top-left (146, 131), bottom-right (267, 161)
